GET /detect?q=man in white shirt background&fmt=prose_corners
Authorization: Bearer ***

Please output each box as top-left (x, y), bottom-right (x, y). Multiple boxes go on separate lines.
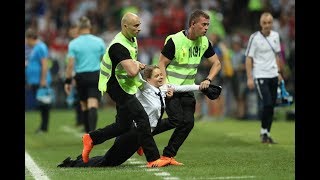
top-left (245, 12), bottom-right (283, 144)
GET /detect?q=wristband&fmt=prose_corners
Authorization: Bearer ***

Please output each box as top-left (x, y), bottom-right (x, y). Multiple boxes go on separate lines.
top-left (204, 78), bottom-right (212, 83)
top-left (65, 78), bottom-right (72, 84)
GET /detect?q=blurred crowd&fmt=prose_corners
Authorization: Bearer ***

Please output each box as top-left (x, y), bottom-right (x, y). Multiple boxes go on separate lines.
top-left (25, 0), bottom-right (295, 120)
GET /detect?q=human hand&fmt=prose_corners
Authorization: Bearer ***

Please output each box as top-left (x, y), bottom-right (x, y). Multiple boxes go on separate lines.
top-left (40, 79), bottom-right (47, 88)
top-left (138, 62), bottom-right (146, 70)
top-left (201, 84), bottom-right (222, 100)
top-left (247, 77), bottom-right (254, 90)
top-left (64, 84), bottom-right (72, 95)
top-left (166, 87), bottom-right (174, 98)
top-left (278, 73), bottom-right (283, 82)
top-left (199, 79), bottom-right (211, 90)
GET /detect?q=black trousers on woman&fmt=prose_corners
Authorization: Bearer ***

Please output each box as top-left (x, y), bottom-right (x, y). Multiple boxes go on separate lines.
top-left (58, 119), bottom-right (174, 167)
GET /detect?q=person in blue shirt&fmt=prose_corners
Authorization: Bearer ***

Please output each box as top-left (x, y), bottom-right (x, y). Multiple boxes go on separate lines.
top-left (25, 28), bottom-right (52, 133)
top-left (64, 16), bottom-right (106, 133)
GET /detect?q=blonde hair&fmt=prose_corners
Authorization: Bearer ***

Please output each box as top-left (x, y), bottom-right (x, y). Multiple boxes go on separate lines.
top-left (188, 9), bottom-right (210, 27)
top-left (77, 16), bottom-right (92, 30)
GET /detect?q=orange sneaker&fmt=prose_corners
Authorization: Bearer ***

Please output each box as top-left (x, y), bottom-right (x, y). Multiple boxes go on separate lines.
top-left (82, 134), bottom-right (93, 163)
top-left (161, 156), bottom-right (184, 166)
top-left (146, 158), bottom-right (170, 168)
top-left (137, 146), bottom-right (144, 156)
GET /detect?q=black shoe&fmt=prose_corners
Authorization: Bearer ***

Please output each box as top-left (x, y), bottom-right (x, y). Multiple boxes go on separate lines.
top-left (57, 157), bottom-right (75, 168)
top-left (267, 137), bottom-right (277, 144)
top-left (260, 134), bottom-right (268, 143)
top-left (76, 154), bottom-right (82, 160)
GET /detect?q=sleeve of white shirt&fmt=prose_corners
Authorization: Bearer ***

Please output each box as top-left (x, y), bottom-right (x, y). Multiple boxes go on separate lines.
top-left (245, 33), bottom-right (257, 58)
top-left (138, 73), bottom-right (146, 90)
top-left (169, 84), bottom-right (200, 92)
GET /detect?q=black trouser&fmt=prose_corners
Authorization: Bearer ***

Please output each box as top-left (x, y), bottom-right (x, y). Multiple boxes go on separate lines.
top-left (67, 126), bottom-right (140, 167)
top-left (254, 77), bottom-right (278, 133)
top-left (30, 84), bottom-right (51, 131)
top-left (153, 92), bottom-right (196, 157)
top-left (75, 71), bottom-right (101, 132)
top-left (64, 119), bottom-right (175, 167)
top-left (89, 95), bottom-right (160, 162)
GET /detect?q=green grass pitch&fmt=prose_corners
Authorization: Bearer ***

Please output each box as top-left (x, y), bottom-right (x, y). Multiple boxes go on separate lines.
top-left (25, 107), bottom-right (294, 180)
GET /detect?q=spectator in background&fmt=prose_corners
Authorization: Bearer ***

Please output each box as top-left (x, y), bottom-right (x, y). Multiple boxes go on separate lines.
top-left (25, 43), bottom-right (33, 109)
top-left (151, 2), bottom-right (170, 37)
top-left (25, 28), bottom-right (52, 134)
top-left (168, 0), bottom-right (187, 34)
top-left (245, 12), bottom-right (283, 144)
top-left (64, 16), bottom-right (106, 133)
top-left (230, 34), bottom-right (247, 119)
top-left (137, 3), bottom-right (152, 39)
top-left (100, 18), bottom-right (118, 46)
top-left (158, 9), bottom-right (221, 164)
top-left (206, 32), bottom-right (224, 119)
top-left (247, 0), bottom-right (265, 31)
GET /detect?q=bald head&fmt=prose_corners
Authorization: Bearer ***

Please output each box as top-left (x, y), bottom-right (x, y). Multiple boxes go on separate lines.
top-left (121, 12), bottom-right (139, 27)
top-left (259, 12), bottom-right (273, 35)
top-left (120, 12), bottom-right (141, 39)
top-left (260, 12), bottom-right (273, 24)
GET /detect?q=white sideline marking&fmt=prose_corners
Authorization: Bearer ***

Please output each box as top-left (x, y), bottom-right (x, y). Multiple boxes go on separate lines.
top-left (25, 151), bottom-right (50, 180)
top-left (128, 161), bottom-right (145, 165)
top-left (189, 176), bottom-right (256, 179)
top-left (61, 126), bottom-right (83, 138)
top-left (164, 178), bottom-right (180, 180)
top-left (155, 172), bottom-right (171, 176)
top-left (145, 168), bottom-right (160, 171)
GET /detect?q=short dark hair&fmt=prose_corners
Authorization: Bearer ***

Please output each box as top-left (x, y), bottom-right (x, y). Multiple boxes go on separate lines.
top-left (188, 9), bottom-right (210, 27)
top-left (143, 65), bottom-right (160, 80)
top-left (25, 28), bottom-right (38, 39)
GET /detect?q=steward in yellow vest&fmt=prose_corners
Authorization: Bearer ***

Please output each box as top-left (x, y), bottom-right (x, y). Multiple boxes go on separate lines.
top-left (81, 12), bottom-right (169, 168)
top-left (156, 10), bottom-right (222, 162)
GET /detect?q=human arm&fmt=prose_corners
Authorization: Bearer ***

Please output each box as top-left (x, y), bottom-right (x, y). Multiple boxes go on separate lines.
top-left (109, 43), bottom-right (145, 77)
top-left (158, 53), bottom-right (171, 84)
top-left (200, 54), bottom-right (221, 90)
top-left (275, 53), bottom-right (283, 81)
top-left (169, 84), bottom-right (200, 92)
top-left (120, 60), bottom-right (145, 77)
top-left (164, 83), bottom-right (221, 100)
top-left (158, 38), bottom-right (175, 84)
top-left (275, 34), bottom-right (283, 82)
top-left (245, 56), bottom-right (254, 90)
top-left (64, 57), bottom-right (75, 95)
top-left (40, 57), bottom-right (49, 87)
top-left (245, 34), bottom-right (257, 90)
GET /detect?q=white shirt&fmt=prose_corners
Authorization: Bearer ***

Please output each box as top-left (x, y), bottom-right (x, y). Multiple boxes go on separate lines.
top-left (135, 78), bottom-right (199, 130)
top-left (245, 30), bottom-right (280, 78)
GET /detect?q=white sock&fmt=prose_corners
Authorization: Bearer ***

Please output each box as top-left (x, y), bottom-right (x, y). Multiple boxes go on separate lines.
top-left (260, 128), bottom-right (268, 135)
